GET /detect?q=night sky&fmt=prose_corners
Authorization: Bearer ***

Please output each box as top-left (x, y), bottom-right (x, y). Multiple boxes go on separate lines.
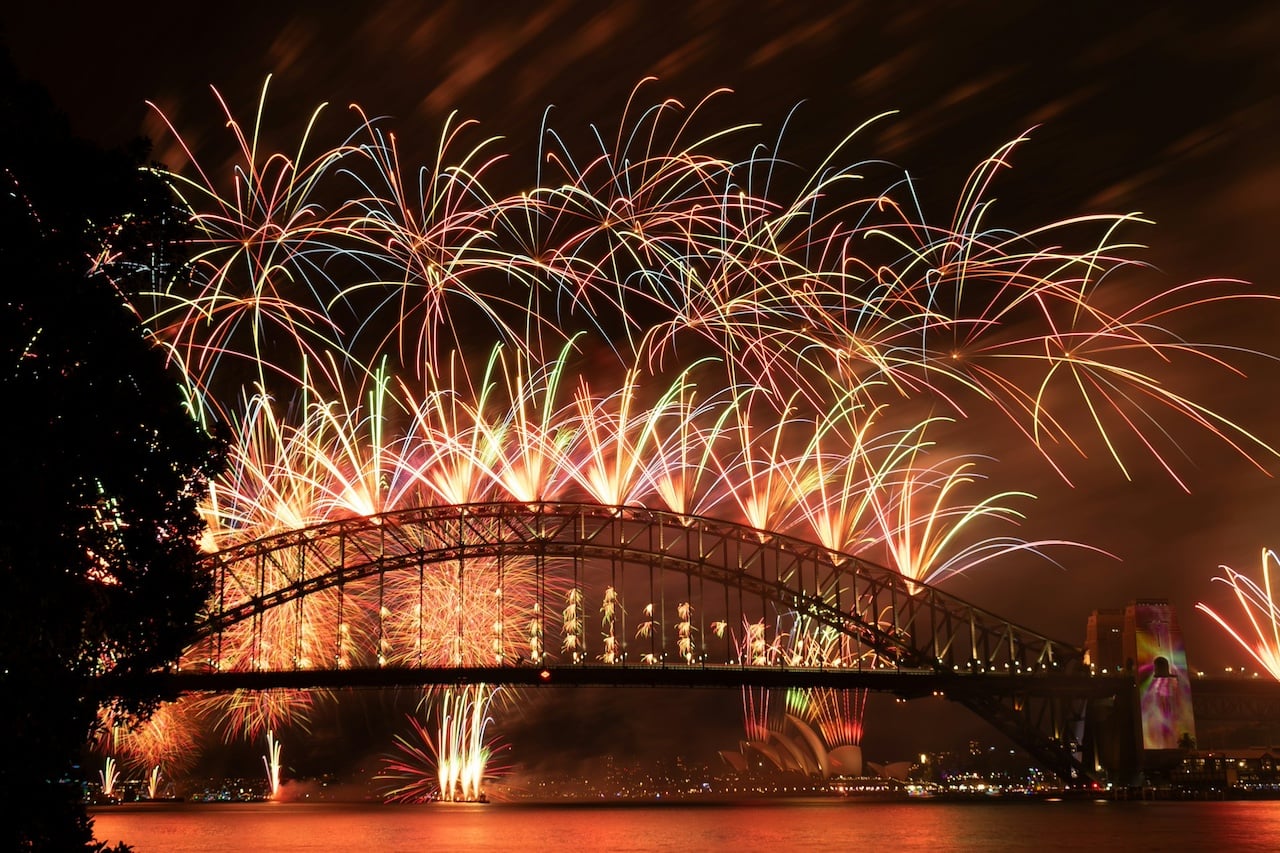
top-left (3, 3), bottom-right (1279, 768)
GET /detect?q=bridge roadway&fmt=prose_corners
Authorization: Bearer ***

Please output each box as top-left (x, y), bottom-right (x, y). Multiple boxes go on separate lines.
top-left (158, 661), bottom-right (1128, 701)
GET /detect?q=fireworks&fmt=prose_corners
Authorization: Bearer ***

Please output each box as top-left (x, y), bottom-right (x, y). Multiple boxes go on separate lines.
top-left (146, 766), bottom-right (163, 800)
top-left (376, 715), bottom-right (440, 803)
top-left (378, 686), bottom-right (505, 803)
top-left (1197, 548), bottom-right (1280, 680)
top-left (121, 77), bottom-right (1275, 788)
top-left (98, 757), bottom-right (119, 799)
top-left (96, 701), bottom-right (202, 780)
top-left (263, 730), bottom-right (282, 798)
top-left (146, 78), bottom-right (1276, 497)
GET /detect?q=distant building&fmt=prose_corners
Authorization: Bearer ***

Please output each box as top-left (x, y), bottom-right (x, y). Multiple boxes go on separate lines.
top-left (1084, 608), bottom-right (1125, 672)
top-left (718, 713), bottom-right (869, 779)
top-left (1172, 748), bottom-right (1280, 793)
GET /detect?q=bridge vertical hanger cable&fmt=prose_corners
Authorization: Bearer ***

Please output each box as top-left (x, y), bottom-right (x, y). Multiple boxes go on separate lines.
top-left (294, 544), bottom-right (304, 670)
top-left (535, 511), bottom-right (546, 665)
top-left (253, 548), bottom-right (265, 671)
top-left (647, 547), bottom-right (656, 663)
top-left (608, 530), bottom-right (619, 665)
top-left (696, 564), bottom-right (706, 665)
top-left (721, 564), bottom-right (731, 665)
top-left (215, 554), bottom-right (226, 670)
top-left (455, 512), bottom-right (464, 667)
top-left (576, 522), bottom-right (586, 660)
top-left (417, 549), bottom-right (424, 668)
top-left (335, 579), bottom-right (345, 669)
top-left (377, 531), bottom-right (386, 667)
top-left (334, 529), bottom-right (345, 669)
top-left (734, 535), bottom-right (744, 667)
top-left (496, 550), bottom-right (505, 665)
top-left (684, 568), bottom-right (698, 666)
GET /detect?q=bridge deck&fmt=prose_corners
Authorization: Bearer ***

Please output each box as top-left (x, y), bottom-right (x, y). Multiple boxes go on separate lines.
top-left (157, 662), bottom-right (1129, 699)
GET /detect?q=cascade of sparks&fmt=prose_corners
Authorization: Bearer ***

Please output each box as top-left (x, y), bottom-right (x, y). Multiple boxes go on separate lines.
top-left (434, 685), bottom-right (497, 802)
top-left (263, 730), bottom-right (283, 798)
top-left (147, 766), bottom-right (162, 801)
top-left (377, 686), bottom-right (504, 802)
top-left (1197, 549), bottom-right (1280, 681)
top-left (377, 715), bottom-right (440, 803)
top-left (98, 757), bottom-right (118, 799)
top-left (95, 701), bottom-right (201, 785)
top-left (94, 75), bottom-right (1277, 789)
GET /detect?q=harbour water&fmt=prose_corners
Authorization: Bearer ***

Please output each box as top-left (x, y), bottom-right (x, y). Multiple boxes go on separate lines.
top-left (91, 798), bottom-right (1280, 852)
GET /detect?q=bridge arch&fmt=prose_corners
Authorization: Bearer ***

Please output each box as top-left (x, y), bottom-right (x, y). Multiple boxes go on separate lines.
top-left (195, 501), bottom-right (1076, 673)
top-left (184, 500), bottom-right (1109, 781)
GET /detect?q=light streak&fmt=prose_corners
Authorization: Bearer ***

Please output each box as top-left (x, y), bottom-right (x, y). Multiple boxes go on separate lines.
top-left (99, 757), bottom-right (119, 799)
top-left (1197, 548), bottom-right (1280, 680)
top-left (263, 730), bottom-right (282, 798)
top-left (147, 766), bottom-right (162, 801)
top-left (377, 686), bottom-right (505, 803)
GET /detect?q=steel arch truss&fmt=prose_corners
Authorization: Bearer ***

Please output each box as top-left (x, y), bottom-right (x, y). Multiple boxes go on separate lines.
top-left (188, 501), bottom-right (1100, 780)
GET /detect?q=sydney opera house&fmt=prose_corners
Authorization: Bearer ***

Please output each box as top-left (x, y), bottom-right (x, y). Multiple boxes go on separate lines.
top-left (718, 707), bottom-right (910, 784)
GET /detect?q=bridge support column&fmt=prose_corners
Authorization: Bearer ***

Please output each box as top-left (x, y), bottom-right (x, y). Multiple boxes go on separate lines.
top-left (1080, 685), bottom-right (1142, 787)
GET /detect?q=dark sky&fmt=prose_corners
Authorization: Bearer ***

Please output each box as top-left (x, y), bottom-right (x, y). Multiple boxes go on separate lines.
top-left (4, 2), bottom-right (1279, 765)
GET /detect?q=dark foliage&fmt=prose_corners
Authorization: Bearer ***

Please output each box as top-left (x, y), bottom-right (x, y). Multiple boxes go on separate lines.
top-left (0, 50), bottom-right (224, 851)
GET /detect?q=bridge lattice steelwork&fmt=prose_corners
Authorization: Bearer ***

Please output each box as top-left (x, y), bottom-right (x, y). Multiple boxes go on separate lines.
top-left (178, 501), bottom-right (1125, 781)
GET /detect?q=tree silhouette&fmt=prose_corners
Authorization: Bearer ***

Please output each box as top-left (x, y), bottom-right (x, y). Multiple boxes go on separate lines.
top-left (0, 50), bottom-right (224, 851)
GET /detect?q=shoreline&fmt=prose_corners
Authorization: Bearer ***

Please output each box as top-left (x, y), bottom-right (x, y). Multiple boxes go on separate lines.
top-left (89, 787), bottom-right (1280, 808)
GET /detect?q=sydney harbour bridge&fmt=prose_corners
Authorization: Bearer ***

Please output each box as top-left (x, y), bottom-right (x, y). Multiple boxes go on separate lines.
top-left (149, 500), bottom-right (1142, 785)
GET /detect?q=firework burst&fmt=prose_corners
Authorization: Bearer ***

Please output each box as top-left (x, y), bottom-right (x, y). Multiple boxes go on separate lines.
top-left (1197, 548), bottom-right (1280, 680)
top-left (377, 686), bottom-right (508, 803)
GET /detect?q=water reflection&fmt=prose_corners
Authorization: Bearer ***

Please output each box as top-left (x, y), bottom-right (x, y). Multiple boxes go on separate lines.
top-left (92, 799), bottom-right (1280, 853)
